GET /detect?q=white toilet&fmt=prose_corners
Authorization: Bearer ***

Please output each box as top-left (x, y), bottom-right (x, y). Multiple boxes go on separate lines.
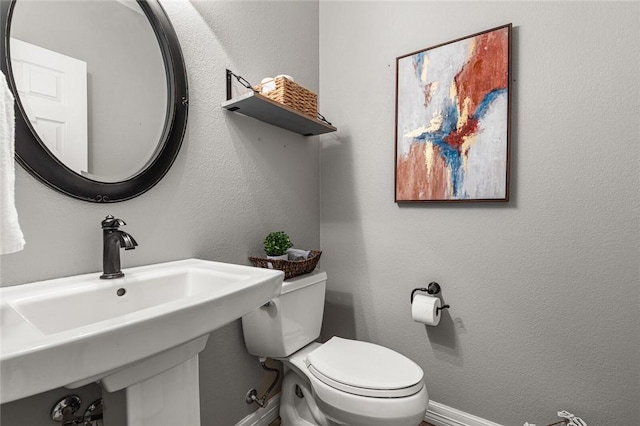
top-left (241, 270), bottom-right (428, 426)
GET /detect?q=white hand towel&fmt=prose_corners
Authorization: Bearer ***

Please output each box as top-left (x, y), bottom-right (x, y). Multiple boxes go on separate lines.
top-left (0, 71), bottom-right (25, 254)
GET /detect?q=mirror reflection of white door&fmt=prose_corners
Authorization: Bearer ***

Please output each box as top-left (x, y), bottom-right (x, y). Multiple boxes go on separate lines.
top-left (10, 38), bottom-right (88, 174)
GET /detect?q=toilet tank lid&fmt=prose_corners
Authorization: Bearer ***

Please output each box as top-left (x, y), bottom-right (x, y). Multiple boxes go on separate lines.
top-left (281, 269), bottom-right (327, 295)
top-left (306, 337), bottom-right (424, 391)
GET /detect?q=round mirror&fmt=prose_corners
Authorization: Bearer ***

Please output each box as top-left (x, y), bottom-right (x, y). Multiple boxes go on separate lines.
top-left (1, 0), bottom-right (188, 202)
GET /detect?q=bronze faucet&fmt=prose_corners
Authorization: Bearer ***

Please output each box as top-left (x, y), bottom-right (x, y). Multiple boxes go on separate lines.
top-left (100, 215), bottom-right (138, 279)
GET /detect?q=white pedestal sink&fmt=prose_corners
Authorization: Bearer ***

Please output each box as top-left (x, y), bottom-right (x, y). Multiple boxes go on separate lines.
top-left (0, 259), bottom-right (284, 425)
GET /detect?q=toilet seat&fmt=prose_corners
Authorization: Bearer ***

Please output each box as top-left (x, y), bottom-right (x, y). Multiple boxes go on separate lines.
top-left (284, 340), bottom-right (429, 426)
top-left (306, 337), bottom-right (424, 398)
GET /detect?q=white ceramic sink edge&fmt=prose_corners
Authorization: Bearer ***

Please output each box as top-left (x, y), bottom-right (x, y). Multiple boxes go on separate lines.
top-left (0, 258), bottom-right (283, 404)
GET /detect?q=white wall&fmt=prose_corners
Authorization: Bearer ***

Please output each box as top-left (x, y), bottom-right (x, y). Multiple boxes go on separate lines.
top-left (319, 2), bottom-right (639, 425)
top-left (0, 0), bottom-right (319, 424)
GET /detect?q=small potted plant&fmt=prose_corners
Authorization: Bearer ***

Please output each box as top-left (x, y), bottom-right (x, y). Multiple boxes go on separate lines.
top-left (264, 231), bottom-right (293, 260)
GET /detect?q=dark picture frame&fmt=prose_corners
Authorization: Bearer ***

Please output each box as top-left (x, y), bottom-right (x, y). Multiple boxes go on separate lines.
top-left (395, 24), bottom-right (512, 203)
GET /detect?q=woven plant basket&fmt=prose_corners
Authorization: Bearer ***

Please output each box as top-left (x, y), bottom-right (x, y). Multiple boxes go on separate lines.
top-left (249, 250), bottom-right (322, 280)
top-left (255, 76), bottom-right (317, 118)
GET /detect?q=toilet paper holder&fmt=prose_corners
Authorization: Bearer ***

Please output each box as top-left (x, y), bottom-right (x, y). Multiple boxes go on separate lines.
top-left (411, 282), bottom-right (450, 313)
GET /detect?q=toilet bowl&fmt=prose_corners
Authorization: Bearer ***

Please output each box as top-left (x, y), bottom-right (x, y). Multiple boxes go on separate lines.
top-left (282, 340), bottom-right (428, 426)
top-left (241, 270), bottom-right (428, 426)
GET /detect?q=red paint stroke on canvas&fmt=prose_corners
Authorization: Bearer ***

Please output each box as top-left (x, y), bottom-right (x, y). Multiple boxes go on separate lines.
top-left (445, 118), bottom-right (479, 149)
top-left (397, 142), bottom-right (448, 200)
top-left (454, 29), bottom-right (509, 118)
top-left (423, 82), bottom-right (434, 108)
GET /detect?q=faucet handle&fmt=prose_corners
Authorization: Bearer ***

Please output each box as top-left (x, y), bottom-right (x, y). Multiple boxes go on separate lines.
top-left (102, 215), bottom-right (126, 229)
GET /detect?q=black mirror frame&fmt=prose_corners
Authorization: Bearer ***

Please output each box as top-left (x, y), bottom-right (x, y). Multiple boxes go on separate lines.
top-left (0, 0), bottom-right (188, 203)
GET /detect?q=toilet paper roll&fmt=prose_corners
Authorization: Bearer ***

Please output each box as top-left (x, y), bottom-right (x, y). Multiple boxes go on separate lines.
top-left (411, 294), bottom-right (441, 326)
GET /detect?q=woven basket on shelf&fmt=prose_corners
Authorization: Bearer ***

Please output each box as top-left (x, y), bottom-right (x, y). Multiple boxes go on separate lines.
top-left (255, 76), bottom-right (318, 119)
top-left (249, 250), bottom-right (322, 280)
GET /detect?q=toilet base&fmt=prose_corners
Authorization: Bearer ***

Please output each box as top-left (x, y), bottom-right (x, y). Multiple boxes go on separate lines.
top-left (279, 369), bottom-right (426, 426)
top-left (280, 371), bottom-right (330, 426)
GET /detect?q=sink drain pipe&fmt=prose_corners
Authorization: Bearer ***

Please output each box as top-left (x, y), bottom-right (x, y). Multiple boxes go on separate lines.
top-left (245, 357), bottom-right (281, 408)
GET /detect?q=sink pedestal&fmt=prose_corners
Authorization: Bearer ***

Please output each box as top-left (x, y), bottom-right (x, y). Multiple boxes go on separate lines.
top-left (126, 355), bottom-right (201, 426)
top-left (100, 335), bottom-right (209, 426)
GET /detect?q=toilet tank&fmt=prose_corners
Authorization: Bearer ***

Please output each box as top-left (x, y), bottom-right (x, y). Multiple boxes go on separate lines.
top-left (242, 269), bottom-right (327, 358)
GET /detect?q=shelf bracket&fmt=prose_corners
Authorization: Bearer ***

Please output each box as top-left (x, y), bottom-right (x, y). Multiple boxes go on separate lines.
top-left (226, 69), bottom-right (256, 101)
top-left (226, 69), bottom-right (232, 101)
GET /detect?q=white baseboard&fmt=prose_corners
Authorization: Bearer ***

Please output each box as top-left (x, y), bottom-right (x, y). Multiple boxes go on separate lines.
top-left (235, 394), bottom-right (281, 426)
top-left (425, 400), bottom-right (503, 426)
top-left (234, 394), bottom-right (502, 426)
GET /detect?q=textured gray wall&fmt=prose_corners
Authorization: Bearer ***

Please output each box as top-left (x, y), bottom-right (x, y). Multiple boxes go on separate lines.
top-left (319, 2), bottom-right (639, 426)
top-left (0, 0), bottom-right (319, 424)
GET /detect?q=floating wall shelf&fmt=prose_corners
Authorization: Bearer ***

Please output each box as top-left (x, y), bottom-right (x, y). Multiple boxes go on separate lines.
top-left (222, 70), bottom-right (337, 137)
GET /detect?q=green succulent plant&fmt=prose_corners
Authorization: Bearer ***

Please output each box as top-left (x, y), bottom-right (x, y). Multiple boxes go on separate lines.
top-left (264, 231), bottom-right (293, 256)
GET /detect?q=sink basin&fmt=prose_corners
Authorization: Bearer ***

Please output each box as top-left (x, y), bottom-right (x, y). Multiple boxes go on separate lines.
top-left (0, 259), bottom-right (283, 404)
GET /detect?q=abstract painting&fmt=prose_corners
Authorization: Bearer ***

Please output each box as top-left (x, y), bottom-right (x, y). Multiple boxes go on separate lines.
top-left (395, 24), bottom-right (511, 202)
